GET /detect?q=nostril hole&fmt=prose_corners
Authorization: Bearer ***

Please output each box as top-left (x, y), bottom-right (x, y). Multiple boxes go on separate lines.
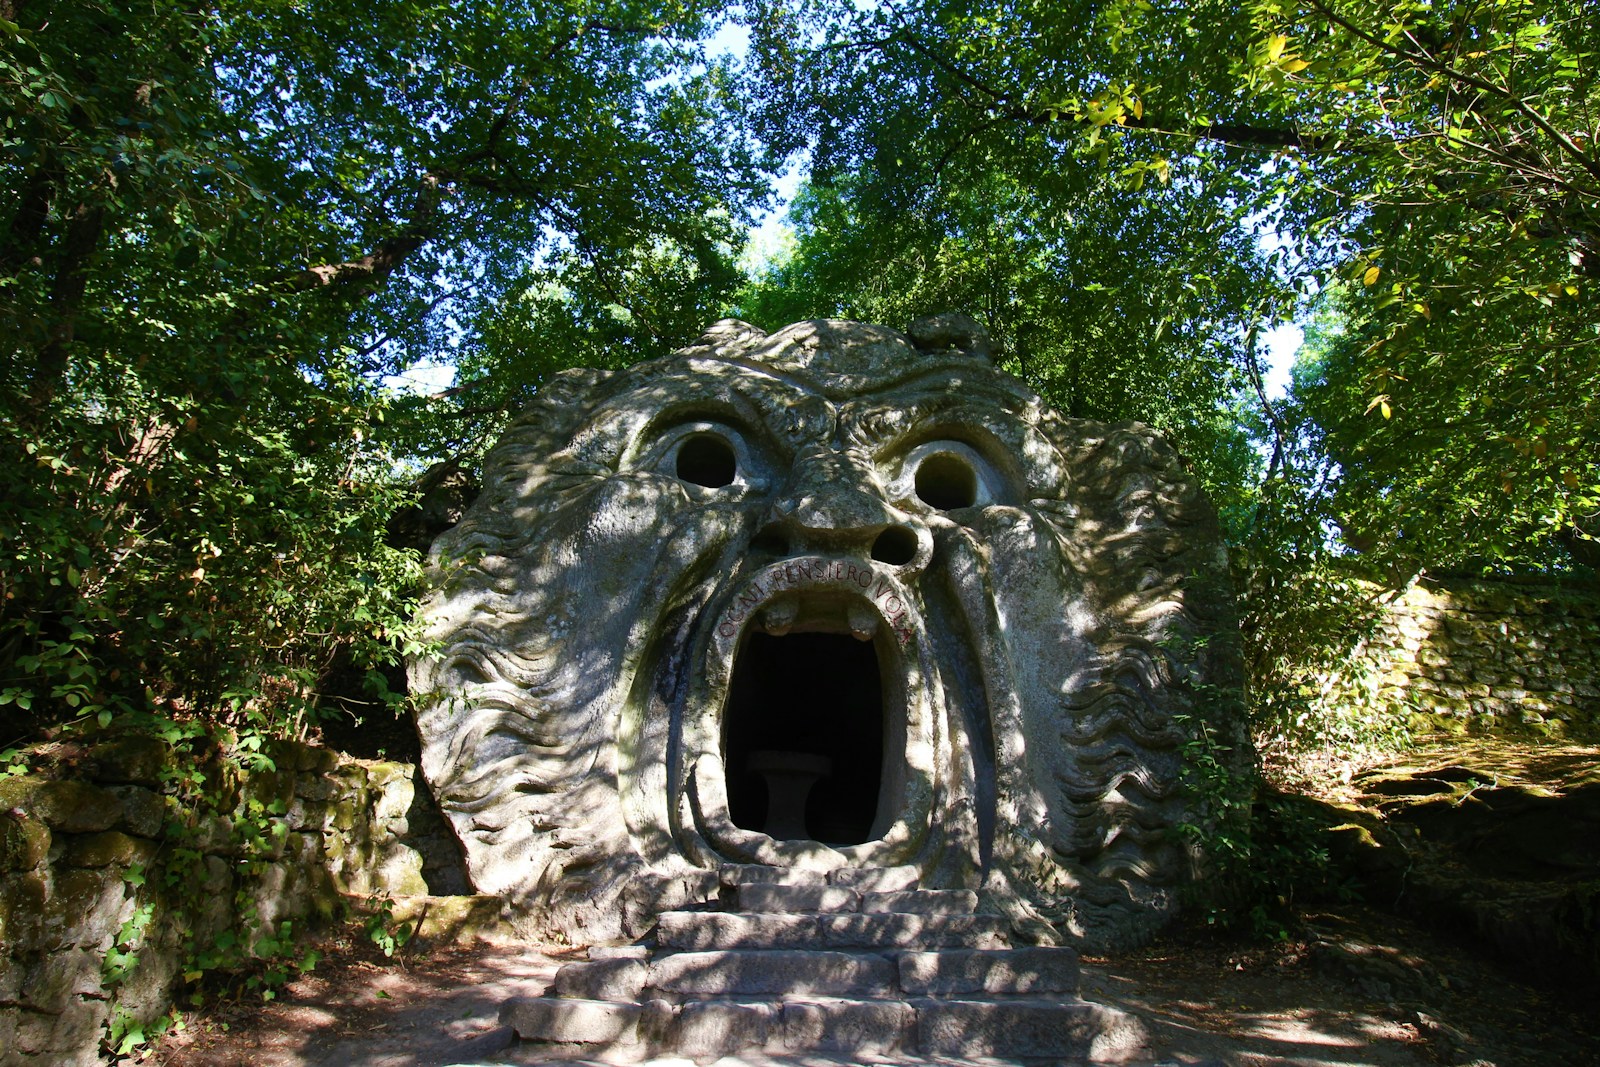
top-left (915, 452), bottom-right (978, 510)
top-left (751, 526), bottom-right (788, 556)
top-left (677, 434), bottom-right (737, 488)
top-left (871, 525), bottom-right (919, 566)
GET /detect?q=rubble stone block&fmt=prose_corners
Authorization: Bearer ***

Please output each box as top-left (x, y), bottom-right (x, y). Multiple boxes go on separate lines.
top-left (553, 958), bottom-right (647, 1001)
top-left (780, 997), bottom-right (912, 1053)
top-left (501, 997), bottom-right (641, 1044)
top-left (672, 999), bottom-right (771, 1060)
top-left (649, 949), bottom-right (894, 995)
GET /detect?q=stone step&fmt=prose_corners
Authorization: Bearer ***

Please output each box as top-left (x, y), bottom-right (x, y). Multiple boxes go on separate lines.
top-left (719, 863), bottom-right (826, 888)
top-left (862, 888), bottom-right (978, 915)
top-left (648, 949), bottom-right (895, 996)
top-left (505, 993), bottom-right (1143, 1061)
top-left (551, 957), bottom-right (647, 1001)
top-left (827, 864), bottom-right (921, 892)
top-left (915, 997), bottom-right (1147, 1060)
top-left (897, 946), bottom-right (1081, 995)
top-left (501, 996), bottom-right (641, 1045)
top-left (656, 910), bottom-right (1007, 951)
top-left (719, 863), bottom-right (926, 893)
top-left (734, 882), bottom-right (859, 913)
top-left (777, 996), bottom-right (915, 1054)
top-left (669, 999), bottom-right (773, 1061)
top-left (588, 943), bottom-right (649, 961)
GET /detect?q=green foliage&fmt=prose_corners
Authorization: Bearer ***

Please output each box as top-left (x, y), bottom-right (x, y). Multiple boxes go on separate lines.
top-left (5, 0), bottom-right (1595, 968)
top-left (1203, 791), bottom-right (1355, 940)
top-left (2, 0), bottom-right (774, 749)
top-left (737, 167), bottom-right (1279, 515)
top-left (107, 1004), bottom-right (181, 1060)
top-left (362, 892), bottom-right (416, 959)
top-left (746, 0), bottom-right (1599, 771)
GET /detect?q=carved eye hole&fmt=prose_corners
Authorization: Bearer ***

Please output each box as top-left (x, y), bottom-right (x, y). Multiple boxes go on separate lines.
top-left (676, 433), bottom-right (738, 489)
top-left (914, 451), bottom-right (979, 510)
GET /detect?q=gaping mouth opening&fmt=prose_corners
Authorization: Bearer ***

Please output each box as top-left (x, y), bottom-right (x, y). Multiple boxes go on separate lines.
top-left (721, 606), bottom-right (892, 846)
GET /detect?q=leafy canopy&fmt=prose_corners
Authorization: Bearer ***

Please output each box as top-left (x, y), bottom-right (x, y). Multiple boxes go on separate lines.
top-left (1, 0), bottom-right (775, 744)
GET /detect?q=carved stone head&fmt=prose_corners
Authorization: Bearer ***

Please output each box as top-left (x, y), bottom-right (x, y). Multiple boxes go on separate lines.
top-left (411, 318), bottom-right (1246, 948)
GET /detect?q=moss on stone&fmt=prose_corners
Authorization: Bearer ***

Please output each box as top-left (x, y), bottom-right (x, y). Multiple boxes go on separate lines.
top-left (0, 812), bottom-right (50, 872)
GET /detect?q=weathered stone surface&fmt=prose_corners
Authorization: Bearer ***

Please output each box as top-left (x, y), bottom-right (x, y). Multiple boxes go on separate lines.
top-left (671, 1000), bottom-right (771, 1060)
top-left (780, 997), bottom-right (913, 1053)
top-left (14, 998), bottom-right (105, 1064)
top-left (385, 893), bottom-right (514, 945)
top-left (1347, 577), bottom-right (1600, 734)
top-left (897, 946), bottom-right (1081, 994)
top-left (828, 865), bottom-right (920, 891)
top-left (719, 863), bottom-right (825, 888)
top-left (861, 889), bottom-right (977, 915)
top-left (86, 736), bottom-right (168, 786)
top-left (0, 742), bottom-right (459, 1067)
top-left (819, 912), bottom-right (1007, 949)
top-left (108, 785), bottom-right (165, 838)
top-left (637, 997), bottom-right (676, 1046)
top-left (0, 812), bottom-right (49, 872)
top-left (656, 911), bottom-right (815, 951)
top-left (0, 779), bottom-right (122, 834)
top-left (412, 317), bottom-right (1247, 949)
top-left (0, 870), bottom-right (48, 949)
top-left (915, 998), bottom-right (1148, 1060)
top-left (500, 997), bottom-right (641, 1044)
top-left (735, 883), bottom-right (858, 914)
top-left (60, 830), bottom-right (155, 870)
top-left (648, 949), bottom-right (894, 995)
top-left (552, 958), bottom-right (647, 1001)
top-left (589, 944), bottom-right (651, 961)
top-left (42, 867), bottom-right (129, 950)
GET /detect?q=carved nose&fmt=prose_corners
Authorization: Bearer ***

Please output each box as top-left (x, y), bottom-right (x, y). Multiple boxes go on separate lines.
top-left (756, 448), bottom-right (928, 570)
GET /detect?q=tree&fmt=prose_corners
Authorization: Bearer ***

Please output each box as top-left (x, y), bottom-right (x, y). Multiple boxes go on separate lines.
top-left (0, 0), bottom-right (773, 743)
top-left (752, 0), bottom-right (1598, 576)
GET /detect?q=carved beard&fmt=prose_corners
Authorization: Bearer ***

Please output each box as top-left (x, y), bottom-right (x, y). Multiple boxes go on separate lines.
top-left (412, 320), bottom-right (1245, 949)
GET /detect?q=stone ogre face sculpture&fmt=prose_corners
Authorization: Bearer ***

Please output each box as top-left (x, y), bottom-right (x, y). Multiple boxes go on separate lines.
top-left (412, 318), bottom-right (1245, 949)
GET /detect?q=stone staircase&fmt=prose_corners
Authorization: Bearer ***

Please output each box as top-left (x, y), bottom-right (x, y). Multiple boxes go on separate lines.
top-left (499, 863), bottom-right (1147, 1063)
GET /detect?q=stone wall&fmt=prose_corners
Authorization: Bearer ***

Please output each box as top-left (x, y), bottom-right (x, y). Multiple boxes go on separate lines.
top-left (0, 736), bottom-right (484, 1066)
top-left (1362, 577), bottom-right (1600, 735)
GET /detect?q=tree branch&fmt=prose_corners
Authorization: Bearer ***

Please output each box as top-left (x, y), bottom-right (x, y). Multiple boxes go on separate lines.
top-left (1306, 0), bottom-right (1600, 187)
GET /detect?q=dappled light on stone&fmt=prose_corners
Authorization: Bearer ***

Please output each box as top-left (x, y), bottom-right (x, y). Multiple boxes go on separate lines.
top-left (410, 316), bottom-right (1247, 950)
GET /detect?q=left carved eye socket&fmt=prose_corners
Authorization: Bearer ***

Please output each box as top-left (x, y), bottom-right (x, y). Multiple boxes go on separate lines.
top-left (676, 433), bottom-right (738, 489)
top-left (632, 419), bottom-right (771, 493)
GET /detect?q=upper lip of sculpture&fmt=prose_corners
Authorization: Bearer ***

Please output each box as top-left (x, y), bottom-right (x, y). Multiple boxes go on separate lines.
top-left (709, 555), bottom-right (920, 647)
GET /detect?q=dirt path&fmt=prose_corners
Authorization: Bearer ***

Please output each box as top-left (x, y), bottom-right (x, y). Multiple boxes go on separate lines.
top-left (147, 900), bottom-right (1597, 1067)
top-left (153, 739), bottom-right (1600, 1066)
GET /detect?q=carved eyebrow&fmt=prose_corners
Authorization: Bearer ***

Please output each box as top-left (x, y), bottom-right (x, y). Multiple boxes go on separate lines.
top-left (841, 392), bottom-right (1013, 453)
top-left (623, 377), bottom-right (833, 466)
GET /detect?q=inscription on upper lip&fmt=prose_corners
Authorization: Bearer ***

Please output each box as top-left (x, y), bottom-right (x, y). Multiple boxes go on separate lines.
top-left (716, 558), bottom-right (916, 645)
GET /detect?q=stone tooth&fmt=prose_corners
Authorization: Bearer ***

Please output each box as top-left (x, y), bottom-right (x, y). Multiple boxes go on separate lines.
top-left (762, 598), bottom-right (799, 636)
top-left (847, 602), bottom-right (879, 642)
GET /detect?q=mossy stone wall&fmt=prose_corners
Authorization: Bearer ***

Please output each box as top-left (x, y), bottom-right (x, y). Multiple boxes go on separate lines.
top-left (1365, 577), bottom-right (1600, 735)
top-left (0, 738), bottom-right (472, 1066)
